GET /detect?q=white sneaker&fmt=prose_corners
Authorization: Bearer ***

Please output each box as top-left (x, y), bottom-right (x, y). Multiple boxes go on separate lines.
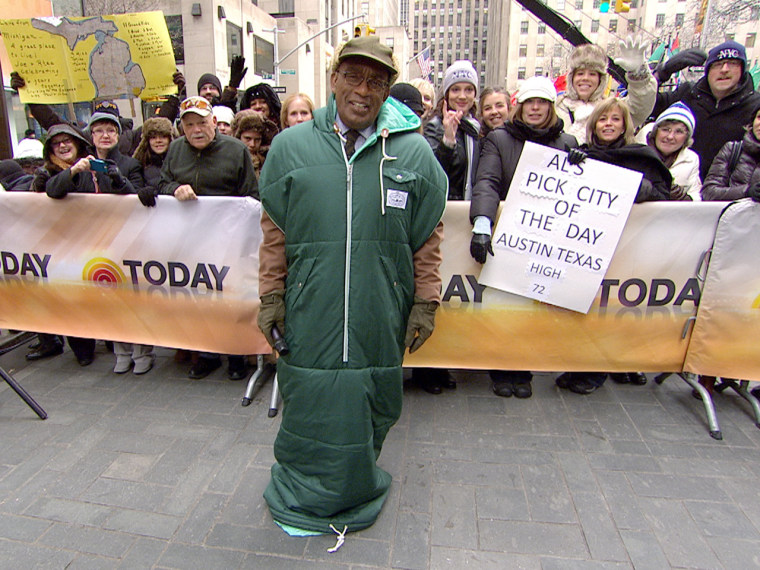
top-left (133, 355), bottom-right (155, 375)
top-left (114, 357), bottom-right (133, 374)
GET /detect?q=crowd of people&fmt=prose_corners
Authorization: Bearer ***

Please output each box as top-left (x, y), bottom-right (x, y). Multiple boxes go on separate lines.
top-left (3, 32), bottom-right (760, 536)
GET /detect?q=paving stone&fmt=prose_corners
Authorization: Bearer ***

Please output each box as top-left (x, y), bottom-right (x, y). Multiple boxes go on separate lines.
top-left (78, 478), bottom-right (171, 511)
top-left (572, 491), bottom-right (628, 561)
top-left (637, 497), bottom-right (723, 569)
top-left (587, 453), bottom-right (661, 473)
top-left (540, 558), bottom-right (632, 569)
top-left (240, 554), bottom-right (343, 569)
top-left (430, 546), bottom-right (542, 569)
top-left (627, 472), bottom-right (730, 501)
top-left (302, 534), bottom-right (391, 566)
top-left (478, 520), bottom-right (588, 557)
top-left (706, 535), bottom-right (760, 569)
top-left (434, 459), bottom-right (521, 488)
top-left (391, 511), bottom-right (430, 570)
top-left (521, 464), bottom-right (576, 524)
top-left (594, 471), bottom-right (649, 531)
top-left (475, 486), bottom-right (529, 521)
top-left (23, 497), bottom-right (113, 527)
top-left (116, 536), bottom-right (167, 569)
top-left (618, 530), bottom-right (670, 569)
top-left (158, 459), bottom-right (219, 517)
top-left (430, 484), bottom-right (477, 549)
top-left (64, 553), bottom-right (121, 569)
top-left (103, 509), bottom-right (182, 539)
top-left (0, 512), bottom-right (51, 541)
top-left (38, 523), bottom-right (134, 557)
top-left (573, 420), bottom-right (615, 454)
top-left (398, 459), bottom-right (433, 513)
top-left (143, 438), bottom-right (209, 486)
top-left (683, 500), bottom-right (760, 539)
top-left (206, 522), bottom-right (307, 557)
top-left (174, 492), bottom-right (229, 544)
top-left (555, 453), bottom-right (601, 495)
top-left (0, 538), bottom-right (76, 568)
top-left (157, 542), bottom-right (246, 569)
top-left (102, 453), bottom-right (157, 481)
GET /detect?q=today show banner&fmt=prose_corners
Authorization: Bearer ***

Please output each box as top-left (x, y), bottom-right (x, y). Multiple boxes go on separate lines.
top-left (0, 193), bottom-right (757, 381)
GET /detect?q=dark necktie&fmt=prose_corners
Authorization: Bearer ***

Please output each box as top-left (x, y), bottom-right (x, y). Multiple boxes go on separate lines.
top-left (344, 129), bottom-right (360, 159)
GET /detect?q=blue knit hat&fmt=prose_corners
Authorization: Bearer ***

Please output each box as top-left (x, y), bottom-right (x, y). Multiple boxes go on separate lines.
top-left (655, 102), bottom-right (696, 136)
top-left (704, 40), bottom-right (746, 75)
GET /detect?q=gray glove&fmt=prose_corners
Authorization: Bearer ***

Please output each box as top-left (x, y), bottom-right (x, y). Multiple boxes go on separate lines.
top-left (614, 35), bottom-right (649, 73)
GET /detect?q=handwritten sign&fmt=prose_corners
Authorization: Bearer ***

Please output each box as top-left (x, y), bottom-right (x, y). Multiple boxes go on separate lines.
top-left (479, 141), bottom-right (641, 313)
top-left (0, 11), bottom-right (176, 103)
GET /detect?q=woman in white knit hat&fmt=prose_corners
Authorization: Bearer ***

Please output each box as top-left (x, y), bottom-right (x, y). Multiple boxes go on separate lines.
top-left (556, 37), bottom-right (656, 144)
top-left (470, 76), bottom-right (578, 398)
top-left (636, 102), bottom-right (701, 200)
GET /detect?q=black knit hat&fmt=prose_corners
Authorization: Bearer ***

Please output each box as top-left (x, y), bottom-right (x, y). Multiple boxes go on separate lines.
top-left (197, 73), bottom-right (223, 96)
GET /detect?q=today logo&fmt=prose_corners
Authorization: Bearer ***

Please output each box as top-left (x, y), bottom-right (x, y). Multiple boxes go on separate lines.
top-left (82, 257), bottom-right (126, 286)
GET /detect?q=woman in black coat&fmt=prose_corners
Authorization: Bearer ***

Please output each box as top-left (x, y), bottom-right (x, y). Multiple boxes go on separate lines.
top-left (470, 76), bottom-right (578, 399)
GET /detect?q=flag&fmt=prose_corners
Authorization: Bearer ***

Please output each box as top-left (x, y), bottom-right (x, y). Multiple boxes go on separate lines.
top-left (670, 34), bottom-right (680, 54)
top-left (649, 42), bottom-right (667, 63)
top-left (553, 74), bottom-right (567, 97)
top-left (415, 47), bottom-right (433, 81)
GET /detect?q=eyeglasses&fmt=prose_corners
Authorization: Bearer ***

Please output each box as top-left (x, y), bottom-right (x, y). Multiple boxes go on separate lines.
top-left (659, 126), bottom-right (688, 137)
top-left (337, 70), bottom-right (389, 92)
top-left (180, 97), bottom-right (212, 113)
top-left (51, 136), bottom-right (74, 147)
top-left (92, 127), bottom-right (118, 136)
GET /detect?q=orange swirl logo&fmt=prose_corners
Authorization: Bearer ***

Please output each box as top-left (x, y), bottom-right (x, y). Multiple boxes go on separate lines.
top-left (753, 293), bottom-right (760, 309)
top-left (82, 257), bottom-right (126, 286)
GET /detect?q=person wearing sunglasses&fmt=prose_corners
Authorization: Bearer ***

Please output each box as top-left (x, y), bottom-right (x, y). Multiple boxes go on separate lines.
top-left (157, 96), bottom-right (257, 381)
top-left (257, 36), bottom-right (447, 534)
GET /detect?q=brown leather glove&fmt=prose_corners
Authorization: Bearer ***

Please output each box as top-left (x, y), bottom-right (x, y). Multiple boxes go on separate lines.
top-left (257, 289), bottom-right (285, 348)
top-left (10, 71), bottom-right (26, 91)
top-left (405, 296), bottom-right (439, 353)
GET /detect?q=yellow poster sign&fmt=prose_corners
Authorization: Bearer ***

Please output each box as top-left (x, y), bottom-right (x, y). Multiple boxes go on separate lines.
top-left (0, 11), bottom-right (176, 103)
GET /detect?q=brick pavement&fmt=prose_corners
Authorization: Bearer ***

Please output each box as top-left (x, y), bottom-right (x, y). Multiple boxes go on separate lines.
top-left (1, 339), bottom-right (759, 569)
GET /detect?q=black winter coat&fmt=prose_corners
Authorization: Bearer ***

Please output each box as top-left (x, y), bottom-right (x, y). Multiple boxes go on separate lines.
top-left (585, 139), bottom-right (672, 203)
top-left (653, 73), bottom-right (760, 181)
top-left (423, 114), bottom-right (480, 200)
top-left (45, 146), bottom-right (143, 199)
top-left (470, 120), bottom-right (578, 223)
top-left (701, 130), bottom-right (760, 201)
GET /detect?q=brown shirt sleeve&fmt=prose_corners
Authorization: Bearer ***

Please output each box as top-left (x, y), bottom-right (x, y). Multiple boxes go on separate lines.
top-left (413, 221), bottom-right (444, 303)
top-left (259, 209), bottom-right (287, 295)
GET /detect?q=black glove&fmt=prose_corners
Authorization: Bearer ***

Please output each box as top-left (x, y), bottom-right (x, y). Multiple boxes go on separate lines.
top-left (10, 71), bottom-right (25, 91)
top-left (747, 181), bottom-right (760, 203)
top-left (138, 186), bottom-right (157, 207)
top-left (470, 234), bottom-right (494, 264)
top-left (567, 147), bottom-right (587, 166)
top-left (229, 55), bottom-right (248, 89)
top-left (655, 48), bottom-right (707, 83)
top-left (172, 70), bottom-right (186, 99)
top-left (105, 161), bottom-right (127, 190)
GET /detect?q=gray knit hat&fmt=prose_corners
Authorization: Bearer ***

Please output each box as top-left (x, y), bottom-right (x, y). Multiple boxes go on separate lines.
top-left (442, 60), bottom-right (478, 96)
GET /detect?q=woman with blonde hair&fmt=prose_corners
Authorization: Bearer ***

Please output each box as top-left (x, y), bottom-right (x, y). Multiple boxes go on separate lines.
top-left (409, 77), bottom-right (435, 119)
top-left (280, 93), bottom-right (314, 129)
top-left (478, 86), bottom-right (511, 137)
top-left (556, 98), bottom-right (671, 395)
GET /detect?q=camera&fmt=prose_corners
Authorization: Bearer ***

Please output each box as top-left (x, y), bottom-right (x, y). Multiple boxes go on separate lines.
top-left (89, 158), bottom-right (108, 172)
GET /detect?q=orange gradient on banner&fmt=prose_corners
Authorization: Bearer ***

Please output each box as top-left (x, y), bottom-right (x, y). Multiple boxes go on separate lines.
top-left (82, 257), bottom-right (127, 286)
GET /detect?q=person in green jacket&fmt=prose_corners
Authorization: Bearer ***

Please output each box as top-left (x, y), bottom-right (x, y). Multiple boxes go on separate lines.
top-left (257, 36), bottom-right (448, 534)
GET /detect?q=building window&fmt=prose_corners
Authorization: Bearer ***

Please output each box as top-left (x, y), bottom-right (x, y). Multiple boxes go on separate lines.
top-left (164, 15), bottom-right (184, 64)
top-left (627, 19), bottom-right (636, 32)
top-left (557, 0), bottom-right (565, 9)
top-left (609, 18), bottom-right (617, 32)
top-left (536, 44), bottom-right (545, 57)
top-left (553, 67), bottom-right (561, 77)
top-left (674, 13), bottom-right (684, 27)
top-left (576, 0), bottom-right (583, 7)
top-left (519, 44), bottom-right (528, 57)
top-left (747, 33), bottom-right (756, 48)
top-left (226, 22), bottom-right (242, 67)
top-left (631, 0), bottom-right (637, 7)
top-left (655, 13), bottom-right (665, 27)
top-left (254, 36), bottom-right (275, 76)
top-left (535, 66), bottom-right (543, 76)
top-left (593, 0), bottom-right (600, 7)
top-left (591, 19), bottom-right (599, 32)
top-left (520, 20), bottom-right (529, 33)
top-left (518, 67), bottom-right (526, 80)
top-left (538, 22), bottom-right (546, 34)
top-left (554, 44), bottom-right (563, 57)
top-left (573, 19), bottom-right (582, 29)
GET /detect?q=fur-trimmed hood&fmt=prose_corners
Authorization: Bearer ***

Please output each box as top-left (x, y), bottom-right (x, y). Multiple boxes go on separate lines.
top-left (132, 117), bottom-right (178, 166)
top-left (231, 110), bottom-right (278, 145)
top-left (565, 43), bottom-right (608, 102)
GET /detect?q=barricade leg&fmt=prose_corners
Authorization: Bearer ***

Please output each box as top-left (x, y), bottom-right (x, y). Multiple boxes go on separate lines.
top-left (268, 373), bottom-right (280, 418)
top-left (714, 379), bottom-right (760, 429)
top-left (655, 372), bottom-right (722, 440)
top-left (241, 355), bottom-right (266, 407)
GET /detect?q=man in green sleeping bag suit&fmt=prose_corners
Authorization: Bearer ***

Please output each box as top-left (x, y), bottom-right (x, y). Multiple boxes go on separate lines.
top-left (257, 36), bottom-right (448, 533)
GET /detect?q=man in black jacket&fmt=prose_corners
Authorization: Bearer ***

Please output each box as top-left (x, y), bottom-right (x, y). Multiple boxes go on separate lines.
top-left (653, 40), bottom-right (760, 181)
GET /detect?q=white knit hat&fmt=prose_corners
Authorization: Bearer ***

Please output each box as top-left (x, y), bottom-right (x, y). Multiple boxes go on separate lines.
top-left (442, 60), bottom-right (478, 96)
top-left (655, 102), bottom-right (696, 136)
top-left (516, 76), bottom-right (557, 103)
top-left (212, 105), bottom-right (235, 126)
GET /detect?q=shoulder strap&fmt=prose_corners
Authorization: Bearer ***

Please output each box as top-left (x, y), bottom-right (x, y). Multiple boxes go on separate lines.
top-left (728, 140), bottom-right (743, 174)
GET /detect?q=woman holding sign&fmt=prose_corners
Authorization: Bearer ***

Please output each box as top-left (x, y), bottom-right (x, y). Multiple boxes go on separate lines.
top-left (554, 97), bottom-right (672, 394)
top-left (470, 76), bottom-right (578, 398)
